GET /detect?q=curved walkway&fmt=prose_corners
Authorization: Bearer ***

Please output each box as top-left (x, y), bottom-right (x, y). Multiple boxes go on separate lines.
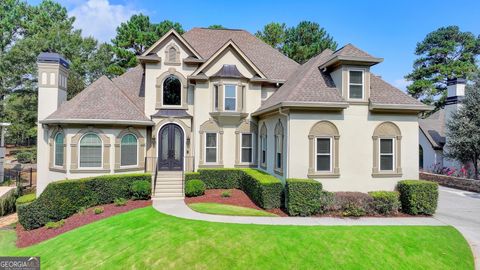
top-left (153, 199), bottom-right (444, 226)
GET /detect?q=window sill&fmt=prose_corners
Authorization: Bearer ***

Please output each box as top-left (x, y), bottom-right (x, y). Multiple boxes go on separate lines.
top-left (371, 172), bottom-right (403, 178)
top-left (259, 164), bottom-right (267, 170)
top-left (274, 169), bottom-right (283, 176)
top-left (210, 111), bottom-right (248, 124)
top-left (347, 100), bottom-right (368, 105)
top-left (234, 164), bottom-right (257, 168)
top-left (307, 173), bottom-right (340, 179)
top-left (198, 164), bottom-right (224, 169)
top-left (49, 167), bottom-right (66, 173)
top-left (164, 61), bottom-right (181, 66)
top-left (70, 169), bottom-right (110, 173)
top-left (114, 167), bottom-right (143, 173)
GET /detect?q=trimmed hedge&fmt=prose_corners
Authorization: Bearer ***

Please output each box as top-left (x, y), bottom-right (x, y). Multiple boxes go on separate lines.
top-left (18, 173), bottom-right (151, 230)
top-left (285, 178), bottom-right (323, 216)
top-left (195, 169), bottom-right (282, 209)
top-left (0, 188), bottom-right (18, 217)
top-left (16, 193), bottom-right (36, 207)
top-left (185, 179), bottom-right (206, 197)
top-left (131, 180), bottom-right (151, 200)
top-left (185, 172), bottom-right (200, 182)
top-left (397, 180), bottom-right (438, 215)
top-left (368, 191), bottom-right (400, 215)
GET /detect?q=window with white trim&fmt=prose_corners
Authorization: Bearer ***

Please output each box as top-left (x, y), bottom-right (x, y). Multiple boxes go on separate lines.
top-left (205, 133), bottom-right (217, 163)
top-left (348, 70), bottom-right (364, 99)
top-left (79, 133), bottom-right (102, 168)
top-left (54, 132), bottom-right (64, 166)
top-left (241, 133), bottom-right (253, 163)
top-left (274, 121), bottom-right (284, 171)
top-left (379, 138), bottom-right (394, 171)
top-left (261, 134), bottom-right (267, 165)
top-left (316, 138), bottom-right (332, 172)
top-left (121, 134), bottom-right (138, 166)
top-left (224, 84), bottom-right (236, 111)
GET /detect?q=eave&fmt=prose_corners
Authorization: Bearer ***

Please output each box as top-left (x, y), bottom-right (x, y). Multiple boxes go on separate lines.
top-left (369, 103), bottom-right (433, 113)
top-left (40, 119), bottom-right (155, 126)
top-left (252, 101), bottom-right (349, 117)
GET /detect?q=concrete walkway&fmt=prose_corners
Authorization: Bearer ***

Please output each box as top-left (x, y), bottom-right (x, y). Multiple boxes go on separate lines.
top-left (153, 200), bottom-right (444, 226)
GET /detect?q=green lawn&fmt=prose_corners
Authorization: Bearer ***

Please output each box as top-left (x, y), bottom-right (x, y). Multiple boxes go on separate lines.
top-left (0, 207), bottom-right (473, 270)
top-left (188, 202), bottom-right (278, 217)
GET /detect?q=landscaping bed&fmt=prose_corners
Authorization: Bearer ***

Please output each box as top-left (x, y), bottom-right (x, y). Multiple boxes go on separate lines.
top-left (185, 189), bottom-right (287, 216)
top-left (16, 200), bottom-right (151, 247)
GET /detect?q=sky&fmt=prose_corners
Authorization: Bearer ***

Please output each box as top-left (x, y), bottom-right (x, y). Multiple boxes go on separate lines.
top-left (27, 0), bottom-right (480, 91)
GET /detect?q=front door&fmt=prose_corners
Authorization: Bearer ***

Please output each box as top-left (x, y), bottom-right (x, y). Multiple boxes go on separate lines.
top-left (158, 124), bottom-right (184, 171)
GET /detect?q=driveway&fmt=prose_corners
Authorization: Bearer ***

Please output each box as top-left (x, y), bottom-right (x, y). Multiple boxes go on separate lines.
top-left (436, 187), bottom-right (480, 269)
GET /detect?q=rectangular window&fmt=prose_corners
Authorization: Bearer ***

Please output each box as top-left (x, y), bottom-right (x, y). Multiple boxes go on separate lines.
top-left (224, 84), bottom-right (236, 111)
top-left (205, 133), bottom-right (217, 163)
top-left (275, 135), bottom-right (282, 169)
top-left (241, 134), bottom-right (253, 163)
top-left (349, 70), bottom-right (364, 99)
top-left (316, 138), bottom-right (331, 172)
top-left (380, 138), bottom-right (394, 171)
top-left (214, 85), bottom-right (219, 111)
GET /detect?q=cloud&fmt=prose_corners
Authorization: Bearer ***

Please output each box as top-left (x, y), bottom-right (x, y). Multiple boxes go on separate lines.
top-left (69, 0), bottom-right (139, 42)
top-left (392, 78), bottom-right (411, 91)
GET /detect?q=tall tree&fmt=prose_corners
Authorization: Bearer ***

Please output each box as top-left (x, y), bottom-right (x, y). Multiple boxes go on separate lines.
top-left (282, 21), bottom-right (337, 63)
top-left (208, 25), bottom-right (226, 29)
top-left (255, 22), bottom-right (286, 50)
top-left (109, 15), bottom-right (183, 76)
top-left (405, 26), bottom-right (480, 109)
top-left (445, 71), bottom-right (480, 179)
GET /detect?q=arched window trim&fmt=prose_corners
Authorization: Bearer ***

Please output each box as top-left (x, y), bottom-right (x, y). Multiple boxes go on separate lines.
top-left (78, 132), bottom-right (103, 169)
top-left (260, 123), bottom-right (267, 168)
top-left (274, 120), bottom-right (284, 174)
top-left (162, 75), bottom-right (182, 106)
top-left (54, 132), bottom-right (65, 167)
top-left (155, 70), bottom-right (188, 110)
top-left (307, 121), bottom-right (340, 178)
top-left (199, 119), bottom-right (224, 167)
top-left (164, 43), bottom-right (180, 65)
top-left (120, 133), bottom-right (139, 167)
top-left (372, 122), bottom-right (402, 177)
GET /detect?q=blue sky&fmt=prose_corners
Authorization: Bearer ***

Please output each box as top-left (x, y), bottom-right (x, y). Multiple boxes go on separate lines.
top-left (29, 0), bottom-right (480, 90)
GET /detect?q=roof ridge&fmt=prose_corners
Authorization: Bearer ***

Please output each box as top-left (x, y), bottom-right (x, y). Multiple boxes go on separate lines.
top-left (370, 73), bottom-right (417, 101)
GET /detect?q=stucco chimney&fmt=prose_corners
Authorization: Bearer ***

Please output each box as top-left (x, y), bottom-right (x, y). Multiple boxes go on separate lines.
top-left (36, 52), bottom-right (69, 194)
top-left (444, 78), bottom-right (466, 168)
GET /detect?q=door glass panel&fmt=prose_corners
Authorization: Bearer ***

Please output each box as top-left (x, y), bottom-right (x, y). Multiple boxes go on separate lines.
top-left (174, 127), bottom-right (181, 160)
top-left (161, 128), bottom-right (168, 160)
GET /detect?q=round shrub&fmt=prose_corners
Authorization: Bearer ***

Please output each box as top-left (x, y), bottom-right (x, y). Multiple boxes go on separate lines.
top-left (368, 191), bottom-right (400, 215)
top-left (185, 180), bottom-right (206, 197)
top-left (131, 180), bottom-right (151, 200)
top-left (16, 193), bottom-right (36, 205)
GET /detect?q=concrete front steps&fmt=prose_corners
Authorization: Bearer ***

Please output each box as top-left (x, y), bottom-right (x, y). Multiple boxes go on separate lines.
top-left (152, 171), bottom-right (184, 200)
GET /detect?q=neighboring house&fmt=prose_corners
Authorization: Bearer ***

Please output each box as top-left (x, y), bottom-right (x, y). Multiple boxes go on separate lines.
top-left (36, 28), bottom-right (431, 198)
top-left (419, 79), bottom-right (465, 172)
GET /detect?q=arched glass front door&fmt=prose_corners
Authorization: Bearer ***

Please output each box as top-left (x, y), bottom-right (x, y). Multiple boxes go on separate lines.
top-left (158, 124), bottom-right (184, 171)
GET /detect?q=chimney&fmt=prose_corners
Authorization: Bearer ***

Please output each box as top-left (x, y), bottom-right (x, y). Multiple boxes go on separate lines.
top-left (37, 52), bottom-right (70, 120)
top-left (36, 52), bottom-right (69, 195)
top-left (444, 78), bottom-right (466, 168)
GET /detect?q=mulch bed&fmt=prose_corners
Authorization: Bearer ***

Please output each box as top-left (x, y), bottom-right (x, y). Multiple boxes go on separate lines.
top-left (185, 189), bottom-right (288, 217)
top-left (16, 200), bottom-right (151, 248)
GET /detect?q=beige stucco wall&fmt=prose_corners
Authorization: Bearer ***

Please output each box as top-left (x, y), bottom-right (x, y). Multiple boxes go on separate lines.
top-left (257, 116), bottom-right (288, 179)
top-left (285, 105), bottom-right (419, 192)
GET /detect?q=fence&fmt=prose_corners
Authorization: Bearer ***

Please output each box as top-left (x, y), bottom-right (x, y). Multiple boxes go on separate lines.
top-left (3, 167), bottom-right (36, 188)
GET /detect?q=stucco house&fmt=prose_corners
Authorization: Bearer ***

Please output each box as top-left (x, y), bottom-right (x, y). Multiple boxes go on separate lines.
top-left (36, 28), bottom-right (431, 198)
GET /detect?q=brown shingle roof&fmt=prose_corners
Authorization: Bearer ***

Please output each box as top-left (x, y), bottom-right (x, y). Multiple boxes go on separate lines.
top-left (256, 49), bottom-right (346, 113)
top-left (419, 110), bottom-right (445, 149)
top-left (369, 74), bottom-right (426, 106)
top-left (331, 43), bottom-right (376, 58)
top-left (112, 65), bottom-right (145, 112)
top-left (44, 74), bottom-right (151, 124)
top-left (182, 28), bottom-right (299, 81)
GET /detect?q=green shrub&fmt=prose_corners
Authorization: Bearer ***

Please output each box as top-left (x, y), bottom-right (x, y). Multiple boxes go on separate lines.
top-left (114, 198), bottom-right (127, 206)
top-left (397, 180), bottom-right (438, 215)
top-left (131, 180), bottom-right (151, 200)
top-left (185, 172), bottom-right (200, 182)
top-left (94, 207), bottom-right (104, 214)
top-left (285, 178), bottom-right (323, 216)
top-left (18, 173), bottom-right (151, 230)
top-left (198, 169), bottom-right (243, 189)
top-left (0, 188), bottom-right (18, 217)
top-left (221, 190), bottom-right (231, 198)
top-left (319, 191), bottom-right (334, 213)
top-left (330, 192), bottom-right (373, 217)
top-left (77, 207), bottom-right (86, 214)
top-left (16, 193), bottom-right (36, 207)
top-left (369, 191), bottom-right (400, 215)
top-left (15, 150), bottom-right (36, 164)
top-left (185, 180), bottom-right (206, 197)
top-left (240, 169), bottom-right (283, 209)
top-left (45, 219), bottom-right (65, 229)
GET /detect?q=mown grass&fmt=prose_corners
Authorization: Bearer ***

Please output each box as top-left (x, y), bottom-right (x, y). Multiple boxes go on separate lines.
top-left (188, 202), bottom-right (278, 217)
top-left (0, 206), bottom-right (474, 270)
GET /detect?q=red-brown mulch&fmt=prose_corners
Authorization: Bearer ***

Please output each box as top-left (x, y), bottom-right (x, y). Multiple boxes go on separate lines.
top-left (16, 200), bottom-right (151, 248)
top-left (185, 189), bottom-right (288, 217)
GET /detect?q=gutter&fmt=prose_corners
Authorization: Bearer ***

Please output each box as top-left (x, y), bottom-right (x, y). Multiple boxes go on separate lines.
top-left (40, 119), bottom-right (155, 126)
top-left (252, 101), bottom-right (349, 117)
top-left (369, 103), bottom-right (433, 112)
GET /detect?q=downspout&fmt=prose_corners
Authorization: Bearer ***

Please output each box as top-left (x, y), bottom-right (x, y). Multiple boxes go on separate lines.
top-left (278, 107), bottom-right (289, 180)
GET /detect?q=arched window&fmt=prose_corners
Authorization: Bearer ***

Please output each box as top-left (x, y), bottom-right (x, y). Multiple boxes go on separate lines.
top-left (121, 134), bottom-right (138, 166)
top-left (79, 133), bottom-right (102, 168)
top-left (274, 120), bottom-right (284, 172)
top-left (419, 145), bottom-right (424, 169)
top-left (260, 123), bottom-right (267, 167)
top-left (308, 121), bottom-right (340, 177)
top-left (372, 122), bottom-right (402, 176)
top-left (168, 47), bottom-right (177, 62)
top-left (54, 132), bottom-right (64, 166)
top-left (163, 75), bottom-right (181, 106)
